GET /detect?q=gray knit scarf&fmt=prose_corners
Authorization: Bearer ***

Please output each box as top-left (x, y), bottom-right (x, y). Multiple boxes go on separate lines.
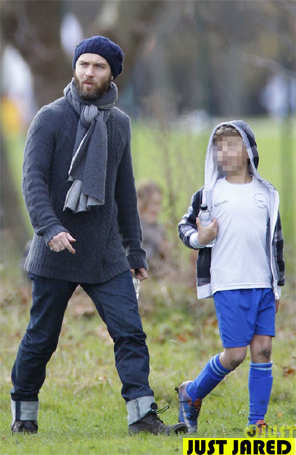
top-left (63, 78), bottom-right (118, 213)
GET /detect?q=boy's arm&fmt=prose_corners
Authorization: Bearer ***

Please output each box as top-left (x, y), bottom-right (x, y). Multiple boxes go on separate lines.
top-left (195, 216), bottom-right (218, 246)
top-left (178, 190), bottom-right (203, 249)
top-left (272, 211), bottom-right (285, 304)
top-left (275, 211), bottom-right (285, 287)
top-left (178, 189), bottom-right (218, 249)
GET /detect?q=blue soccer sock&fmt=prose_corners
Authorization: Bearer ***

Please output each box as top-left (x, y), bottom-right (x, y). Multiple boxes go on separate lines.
top-left (248, 362), bottom-right (273, 424)
top-left (186, 354), bottom-right (232, 401)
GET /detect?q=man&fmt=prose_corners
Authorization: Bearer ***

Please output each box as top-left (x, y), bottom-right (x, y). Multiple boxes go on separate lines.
top-left (10, 36), bottom-right (187, 436)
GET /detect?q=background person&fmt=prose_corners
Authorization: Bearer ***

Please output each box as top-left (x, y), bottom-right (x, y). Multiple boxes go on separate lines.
top-left (137, 180), bottom-right (177, 279)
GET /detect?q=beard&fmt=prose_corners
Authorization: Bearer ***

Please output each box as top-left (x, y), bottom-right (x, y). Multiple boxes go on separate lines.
top-left (74, 73), bottom-right (112, 100)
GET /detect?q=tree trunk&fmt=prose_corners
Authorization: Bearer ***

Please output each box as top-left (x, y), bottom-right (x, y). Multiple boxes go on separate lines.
top-left (89, 0), bottom-right (165, 92)
top-left (1, 0), bottom-right (71, 108)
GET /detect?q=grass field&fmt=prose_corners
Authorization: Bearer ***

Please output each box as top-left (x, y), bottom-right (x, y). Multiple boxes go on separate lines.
top-left (0, 116), bottom-right (295, 454)
top-left (0, 271), bottom-right (295, 454)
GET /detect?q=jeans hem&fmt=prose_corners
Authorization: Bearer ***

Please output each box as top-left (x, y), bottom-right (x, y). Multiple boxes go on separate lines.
top-left (11, 400), bottom-right (39, 422)
top-left (127, 396), bottom-right (155, 425)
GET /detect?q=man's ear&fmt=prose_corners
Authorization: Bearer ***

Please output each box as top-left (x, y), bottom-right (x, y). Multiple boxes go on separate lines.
top-left (111, 75), bottom-right (114, 81)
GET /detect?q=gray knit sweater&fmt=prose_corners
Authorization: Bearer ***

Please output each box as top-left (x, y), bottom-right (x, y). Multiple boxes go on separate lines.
top-left (23, 96), bottom-right (147, 283)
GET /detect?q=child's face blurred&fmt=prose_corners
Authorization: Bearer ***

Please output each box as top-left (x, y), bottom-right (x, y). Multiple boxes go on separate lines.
top-left (215, 135), bottom-right (249, 173)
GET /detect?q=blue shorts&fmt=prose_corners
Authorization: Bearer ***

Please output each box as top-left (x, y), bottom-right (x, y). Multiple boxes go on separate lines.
top-left (213, 288), bottom-right (276, 348)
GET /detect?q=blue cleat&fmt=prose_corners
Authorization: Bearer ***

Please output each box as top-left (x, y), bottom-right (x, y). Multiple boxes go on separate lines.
top-left (175, 381), bottom-right (202, 434)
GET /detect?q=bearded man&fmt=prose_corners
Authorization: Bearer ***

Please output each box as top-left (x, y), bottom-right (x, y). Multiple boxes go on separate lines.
top-left (10, 36), bottom-right (187, 436)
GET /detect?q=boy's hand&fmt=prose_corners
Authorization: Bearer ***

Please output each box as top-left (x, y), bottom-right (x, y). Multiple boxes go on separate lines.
top-left (275, 299), bottom-right (280, 313)
top-left (196, 217), bottom-right (218, 246)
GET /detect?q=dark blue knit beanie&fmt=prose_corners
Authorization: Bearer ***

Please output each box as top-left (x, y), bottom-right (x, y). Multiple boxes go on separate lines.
top-left (73, 36), bottom-right (124, 79)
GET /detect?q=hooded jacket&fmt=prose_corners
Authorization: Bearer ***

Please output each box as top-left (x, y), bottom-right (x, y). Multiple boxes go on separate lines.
top-left (178, 120), bottom-right (285, 300)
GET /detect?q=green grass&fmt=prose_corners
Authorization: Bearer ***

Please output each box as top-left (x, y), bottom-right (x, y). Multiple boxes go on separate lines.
top-left (0, 269), bottom-right (295, 454)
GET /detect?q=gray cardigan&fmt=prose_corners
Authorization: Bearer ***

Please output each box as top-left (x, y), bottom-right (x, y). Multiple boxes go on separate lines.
top-left (23, 96), bottom-right (147, 283)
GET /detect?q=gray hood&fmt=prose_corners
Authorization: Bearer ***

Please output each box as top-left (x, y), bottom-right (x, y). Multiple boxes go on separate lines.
top-left (203, 119), bottom-right (276, 206)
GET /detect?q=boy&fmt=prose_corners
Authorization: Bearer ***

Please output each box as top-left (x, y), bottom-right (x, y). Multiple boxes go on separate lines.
top-left (177, 120), bottom-right (285, 434)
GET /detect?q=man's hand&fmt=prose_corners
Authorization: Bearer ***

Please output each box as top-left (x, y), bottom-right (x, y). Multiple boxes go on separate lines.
top-left (48, 232), bottom-right (76, 254)
top-left (196, 217), bottom-right (218, 246)
top-left (275, 299), bottom-right (280, 314)
top-left (130, 268), bottom-right (148, 281)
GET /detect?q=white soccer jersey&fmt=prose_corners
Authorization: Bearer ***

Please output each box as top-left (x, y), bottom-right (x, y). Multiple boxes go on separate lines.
top-left (211, 177), bottom-right (272, 294)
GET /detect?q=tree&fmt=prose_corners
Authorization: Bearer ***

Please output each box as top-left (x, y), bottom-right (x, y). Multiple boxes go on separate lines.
top-left (1, 0), bottom-right (71, 107)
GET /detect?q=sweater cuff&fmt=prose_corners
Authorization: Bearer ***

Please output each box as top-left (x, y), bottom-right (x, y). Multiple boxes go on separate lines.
top-left (42, 224), bottom-right (69, 246)
top-left (127, 253), bottom-right (148, 271)
top-left (190, 232), bottom-right (206, 249)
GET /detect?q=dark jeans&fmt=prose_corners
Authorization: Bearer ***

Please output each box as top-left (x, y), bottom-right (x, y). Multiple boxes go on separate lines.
top-left (11, 271), bottom-right (153, 403)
